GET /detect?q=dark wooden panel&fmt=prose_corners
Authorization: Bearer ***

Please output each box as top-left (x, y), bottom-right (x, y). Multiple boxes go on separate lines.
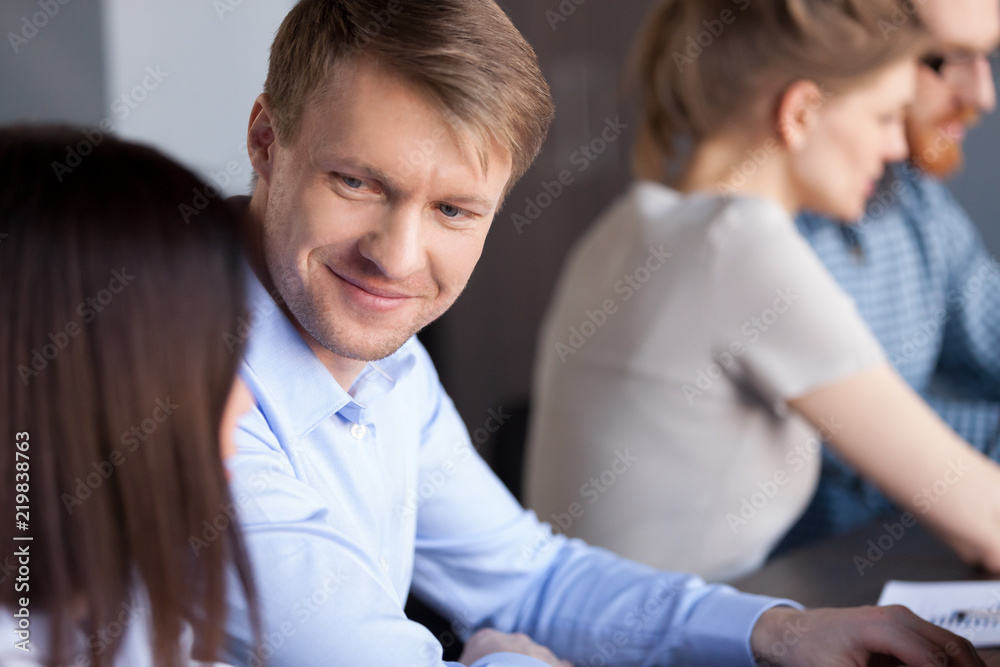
top-left (424, 0), bottom-right (660, 465)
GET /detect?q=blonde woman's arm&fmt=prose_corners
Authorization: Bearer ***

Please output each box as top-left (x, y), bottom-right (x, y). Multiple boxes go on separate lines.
top-left (789, 362), bottom-right (1000, 570)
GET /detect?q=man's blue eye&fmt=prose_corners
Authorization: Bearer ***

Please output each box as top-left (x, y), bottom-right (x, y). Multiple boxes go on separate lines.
top-left (440, 204), bottom-right (461, 218)
top-left (343, 176), bottom-right (364, 188)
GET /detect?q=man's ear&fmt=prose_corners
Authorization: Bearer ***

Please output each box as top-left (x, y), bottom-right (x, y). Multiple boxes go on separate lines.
top-left (775, 80), bottom-right (825, 152)
top-left (248, 94), bottom-right (279, 186)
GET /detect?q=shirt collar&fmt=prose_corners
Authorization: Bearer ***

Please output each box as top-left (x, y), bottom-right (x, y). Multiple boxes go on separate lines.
top-left (240, 261), bottom-right (417, 437)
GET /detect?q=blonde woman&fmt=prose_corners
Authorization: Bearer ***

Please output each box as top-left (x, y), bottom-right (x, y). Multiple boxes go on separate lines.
top-left (526, 0), bottom-right (1000, 581)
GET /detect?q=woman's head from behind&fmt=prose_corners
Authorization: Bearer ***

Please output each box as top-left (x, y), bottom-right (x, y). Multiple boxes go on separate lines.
top-left (635, 0), bottom-right (930, 220)
top-left (0, 126), bottom-right (257, 667)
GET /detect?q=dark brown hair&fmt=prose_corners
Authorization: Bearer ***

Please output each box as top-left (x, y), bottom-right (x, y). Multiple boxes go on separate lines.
top-left (264, 0), bottom-right (554, 189)
top-left (0, 126), bottom-right (259, 667)
top-left (634, 0), bottom-right (930, 180)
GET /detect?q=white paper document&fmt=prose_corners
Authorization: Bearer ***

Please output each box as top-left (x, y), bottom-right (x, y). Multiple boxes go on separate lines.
top-left (878, 580), bottom-right (1000, 647)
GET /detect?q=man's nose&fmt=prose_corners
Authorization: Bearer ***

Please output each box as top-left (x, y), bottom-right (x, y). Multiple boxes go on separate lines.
top-left (959, 55), bottom-right (997, 113)
top-left (358, 208), bottom-right (426, 280)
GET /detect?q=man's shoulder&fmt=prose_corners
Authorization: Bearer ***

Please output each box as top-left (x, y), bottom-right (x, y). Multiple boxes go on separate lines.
top-left (884, 162), bottom-right (971, 223)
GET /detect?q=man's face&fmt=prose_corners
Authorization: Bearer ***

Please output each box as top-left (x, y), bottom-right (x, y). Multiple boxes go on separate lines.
top-left (253, 61), bottom-right (511, 364)
top-left (908, 0), bottom-right (1000, 177)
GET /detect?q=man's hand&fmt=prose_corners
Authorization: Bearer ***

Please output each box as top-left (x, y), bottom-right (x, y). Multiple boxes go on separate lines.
top-left (751, 605), bottom-right (986, 666)
top-left (458, 629), bottom-right (573, 667)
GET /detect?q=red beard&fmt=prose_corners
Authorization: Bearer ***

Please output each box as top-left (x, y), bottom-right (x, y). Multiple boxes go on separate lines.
top-left (905, 106), bottom-right (980, 178)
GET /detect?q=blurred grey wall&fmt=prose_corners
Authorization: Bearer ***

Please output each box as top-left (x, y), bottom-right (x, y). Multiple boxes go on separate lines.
top-left (1, 0), bottom-right (294, 195)
top-left (0, 0), bottom-right (105, 126)
top-left (2, 0), bottom-right (998, 459)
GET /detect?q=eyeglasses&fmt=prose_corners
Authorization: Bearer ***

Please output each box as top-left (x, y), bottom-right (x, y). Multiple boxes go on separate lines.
top-left (921, 48), bottom-right (1000, 82)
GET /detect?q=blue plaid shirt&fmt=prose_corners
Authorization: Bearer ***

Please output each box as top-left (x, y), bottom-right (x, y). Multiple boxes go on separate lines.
top-left (778, 162), bottom-right (1000, 553)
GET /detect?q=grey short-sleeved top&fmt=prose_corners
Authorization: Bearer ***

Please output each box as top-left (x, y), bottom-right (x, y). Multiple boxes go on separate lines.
top-left (525, 181), bottom-right (884, 581)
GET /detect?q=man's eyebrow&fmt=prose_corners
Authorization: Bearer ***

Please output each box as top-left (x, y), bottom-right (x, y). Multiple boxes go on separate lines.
top-left (322, 154), bottom-right (497, 210)
top-left (325, 155), bottom-right (398, 191)
top-left (440, 193), bottom-right (496, 211)
top-left (940, 36), bottom-right (1000, 54)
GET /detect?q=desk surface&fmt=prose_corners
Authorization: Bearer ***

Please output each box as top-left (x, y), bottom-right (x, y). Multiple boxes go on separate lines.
top-left (733, 519), bottom-right (1000, 664)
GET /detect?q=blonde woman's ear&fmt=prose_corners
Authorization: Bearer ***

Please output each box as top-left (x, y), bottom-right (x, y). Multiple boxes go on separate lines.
top-left (775, 79), bottom-right (826, 150)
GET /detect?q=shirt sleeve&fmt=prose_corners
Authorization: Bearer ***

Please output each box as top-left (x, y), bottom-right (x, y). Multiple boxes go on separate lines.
top-left (220, 378), bottom-right (549, 667)
top-left (407, 345), bottom-right (798, 666)
top-left (922, 178), bottom-right (1000, 401)
top-left (710, 199), bottom-right (885, 408)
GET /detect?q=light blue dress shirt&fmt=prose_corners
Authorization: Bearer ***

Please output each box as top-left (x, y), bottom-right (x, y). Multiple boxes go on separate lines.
top-left (219, 272), bottom-right (795, 666)
top-left (779, 163), bottom-right (1000, 553)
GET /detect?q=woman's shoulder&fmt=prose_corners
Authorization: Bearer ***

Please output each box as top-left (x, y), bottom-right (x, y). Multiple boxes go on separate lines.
top-left (565, 183), bottom-right (799, 280)
top-left (627, 182), bottom-right (793, 238)
top-left (710, 193), bottom-right (797, 239)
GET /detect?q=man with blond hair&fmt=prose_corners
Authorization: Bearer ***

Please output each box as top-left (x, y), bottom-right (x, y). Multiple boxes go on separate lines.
top-left (220, 1), bottom-right (986, 665)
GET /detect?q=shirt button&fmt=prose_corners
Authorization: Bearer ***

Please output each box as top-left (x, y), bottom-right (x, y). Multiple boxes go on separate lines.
top-left (350, 423), bottom-right (367, 440)
top-left (379, 557), bottom-right (389, 571)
